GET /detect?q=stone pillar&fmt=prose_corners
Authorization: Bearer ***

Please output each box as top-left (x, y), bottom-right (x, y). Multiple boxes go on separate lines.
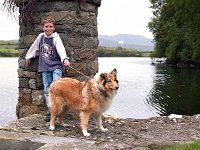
top-left (17, 0), bottom-right (101, 118)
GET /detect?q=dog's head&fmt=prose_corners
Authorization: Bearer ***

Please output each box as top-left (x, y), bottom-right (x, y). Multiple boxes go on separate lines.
top-left (99, 68), bottom-right (119, 92)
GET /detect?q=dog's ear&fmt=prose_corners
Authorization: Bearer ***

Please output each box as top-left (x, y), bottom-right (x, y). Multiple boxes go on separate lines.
top-left (100, 73), bottom-right (107, 80)
top-left (111, 68), bottom-right (117, 76)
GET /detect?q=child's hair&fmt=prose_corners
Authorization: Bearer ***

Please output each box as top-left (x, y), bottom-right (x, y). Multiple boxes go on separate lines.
top-left (42, 16), bottom-right (55, 26)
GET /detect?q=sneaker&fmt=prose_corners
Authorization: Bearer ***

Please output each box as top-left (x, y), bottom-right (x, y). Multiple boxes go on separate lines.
top-left (45, 113), bottom-right (51, 122)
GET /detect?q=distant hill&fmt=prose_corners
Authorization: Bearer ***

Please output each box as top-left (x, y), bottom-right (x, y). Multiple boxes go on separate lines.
top-left (1, 35), bottom-right (154, 51)
top-left (98, 34), bottom-right (154, 51)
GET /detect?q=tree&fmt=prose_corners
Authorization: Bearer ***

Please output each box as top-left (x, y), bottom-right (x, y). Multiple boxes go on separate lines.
top-left (148, 0), bottom-right (200, 65)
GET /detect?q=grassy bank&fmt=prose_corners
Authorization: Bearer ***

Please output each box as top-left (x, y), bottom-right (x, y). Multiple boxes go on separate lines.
top-left (152, 141), bottom-right (200, 150)
top-left (0, 40), bottom-right (18, 57)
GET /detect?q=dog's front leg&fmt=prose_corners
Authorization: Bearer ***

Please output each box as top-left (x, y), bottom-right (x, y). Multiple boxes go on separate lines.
top-left (95, 115), bottom-right (108, 132)
top-left (80, 111), bottom-right (91, 137)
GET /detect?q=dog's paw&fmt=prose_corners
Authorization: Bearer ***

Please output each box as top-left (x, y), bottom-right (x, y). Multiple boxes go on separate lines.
top-left (99, 125), bottom-right (108, 132)
top-left (60, 123), bottom-right (69, 127)
top-left (83, 132), bottom-right (91, 137)
top-left (100, 127), bottom-right (108, 132)
top-left (82, 129), bottom-right (90, 137)
top-left (49, 125), bottom-right (55, 130)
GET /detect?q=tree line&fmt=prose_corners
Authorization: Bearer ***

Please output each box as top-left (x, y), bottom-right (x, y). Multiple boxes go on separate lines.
top-left (148, 0), bottom-right (200, 67)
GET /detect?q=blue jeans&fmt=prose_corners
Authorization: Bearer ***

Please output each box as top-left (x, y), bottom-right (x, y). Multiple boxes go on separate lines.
top-left (42, 69), bottom-right (63, 112)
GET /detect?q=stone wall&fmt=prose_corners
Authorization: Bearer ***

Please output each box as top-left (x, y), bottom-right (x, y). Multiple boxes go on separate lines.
top-left (17, 0), bottom-right (101, 118)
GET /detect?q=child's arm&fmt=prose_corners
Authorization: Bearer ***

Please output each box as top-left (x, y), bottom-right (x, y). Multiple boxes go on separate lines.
top-left (55, 34), bottom-right (69, 63)
top-left (25, 33), bottom-right (42, 60)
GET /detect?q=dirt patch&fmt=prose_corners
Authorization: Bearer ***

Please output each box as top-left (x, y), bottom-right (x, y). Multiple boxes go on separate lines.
top-left (0, 114), bottom-right (200, 149)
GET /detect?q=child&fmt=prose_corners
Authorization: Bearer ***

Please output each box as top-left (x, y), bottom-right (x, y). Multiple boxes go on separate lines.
top-left (25, 16), bottom-right (70, 122)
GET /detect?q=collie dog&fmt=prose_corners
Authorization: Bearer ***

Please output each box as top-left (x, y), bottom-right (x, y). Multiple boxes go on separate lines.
top-left (49, 68), bottom-right (119, 136)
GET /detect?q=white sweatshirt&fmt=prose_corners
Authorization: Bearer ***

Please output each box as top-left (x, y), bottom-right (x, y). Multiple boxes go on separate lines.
top-left (25, 32), bottom-right (69, 63)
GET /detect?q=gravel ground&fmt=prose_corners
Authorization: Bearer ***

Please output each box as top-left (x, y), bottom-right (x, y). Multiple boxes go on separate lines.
top-left (0, 114), bottom-right (200, 149)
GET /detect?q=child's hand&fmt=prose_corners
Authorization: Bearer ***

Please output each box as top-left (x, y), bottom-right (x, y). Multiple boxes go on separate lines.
top-left (63, 59), bottom-right (70, 67)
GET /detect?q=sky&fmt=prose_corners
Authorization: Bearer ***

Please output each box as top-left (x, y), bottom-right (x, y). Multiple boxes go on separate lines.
top-left (98, 0), bottom-right (153, 39)
top-left (0, 0), bottom-right (153, 40)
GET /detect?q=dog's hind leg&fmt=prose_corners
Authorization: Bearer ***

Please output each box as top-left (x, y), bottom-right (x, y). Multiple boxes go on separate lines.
top-left (49, 96), bottom-right (63, 130)
top-left (49, 94), bottom-right (57, 130)
top-left (94, 114), bottom-right (108, 132)
top-left (49, 114), bottom-right (56, 130)
top-left (80, 111), bottom-right (91, 137)
top-left (58, 106), bottom-right (69, 127)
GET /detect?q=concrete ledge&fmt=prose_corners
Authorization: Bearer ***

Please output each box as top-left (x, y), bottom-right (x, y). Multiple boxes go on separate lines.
top-left (0, 130), bottom-right (94, 150)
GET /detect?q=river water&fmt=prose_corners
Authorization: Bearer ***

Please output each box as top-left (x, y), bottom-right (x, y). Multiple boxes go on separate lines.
top-left (1, 57), bottom-right (200, 124)
top-left (0, 58), bottom-right (18, 125)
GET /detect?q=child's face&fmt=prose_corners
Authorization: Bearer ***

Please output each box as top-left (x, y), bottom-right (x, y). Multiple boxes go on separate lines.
top-left (43, 22), bottom-right (55, 36)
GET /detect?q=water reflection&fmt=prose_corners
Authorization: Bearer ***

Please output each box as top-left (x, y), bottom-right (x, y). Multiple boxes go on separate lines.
top-left (146, 64), bottom-right (200, 116)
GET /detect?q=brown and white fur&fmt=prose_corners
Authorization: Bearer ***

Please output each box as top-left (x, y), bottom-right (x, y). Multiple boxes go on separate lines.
top-left (49, 68), bottom-right (119, 136)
